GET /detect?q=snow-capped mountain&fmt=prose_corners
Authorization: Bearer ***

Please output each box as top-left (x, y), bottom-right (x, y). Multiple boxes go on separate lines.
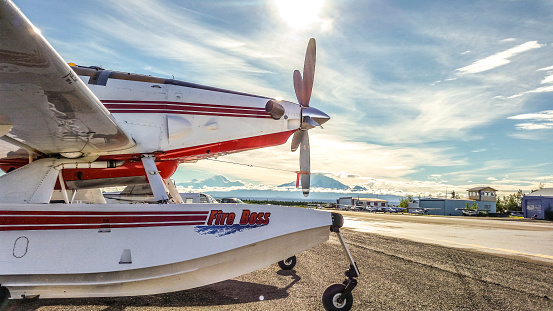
top-left (177, 175), bottom-right (244, 188)
top-left (176, 174), bottom-right (369, 191)
top-left (277, 173), bottom-right (349, 190)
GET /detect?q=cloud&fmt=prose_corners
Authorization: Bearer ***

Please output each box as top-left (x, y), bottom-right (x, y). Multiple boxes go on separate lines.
top-left (508, 111), bottom-right (553, 131)
top-left (456, 41), bottom-right (543, 74)
top-left (508, 110), bottom-right (553, 121)
top-left (508, 85), bottom-right (553, 98)
top-left (66, 1), bottom-right (312, 100)
top-left (349, 86), bottom-right (522, 145)
top-left (541, 72), bottom-right (553, 84)
top-left (538, 65), bottom-right (553, 71)
top-left (508, 132), bottom-right (545, 140)
top-left (513, 123), bottom-right (553, 130)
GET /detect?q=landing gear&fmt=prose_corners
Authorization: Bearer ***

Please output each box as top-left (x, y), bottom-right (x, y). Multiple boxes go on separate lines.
top-left (278, 255), bottom-right (297, 270)
top-left (322, 213), bottom-right (359, 311)
top-left (0, 286), bottom-right (10, 308)
top-left (322, 283), bottom-right (353, 311)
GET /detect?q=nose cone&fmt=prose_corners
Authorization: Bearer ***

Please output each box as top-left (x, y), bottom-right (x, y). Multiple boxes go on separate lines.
top-left (302, 106), bottom-right (330, 127)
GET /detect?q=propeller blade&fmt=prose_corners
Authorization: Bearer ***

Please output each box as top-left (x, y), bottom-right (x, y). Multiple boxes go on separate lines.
top-left (302, 38), bottom-right (316, 107)
top-left (291, 129), bottom-right (303, 152)
top-left (299, 130), bottom-right (310, 197)
top-left (293, 70), bottom-right (304, 106)
top-left (290, 39), bottom-right (319, 197)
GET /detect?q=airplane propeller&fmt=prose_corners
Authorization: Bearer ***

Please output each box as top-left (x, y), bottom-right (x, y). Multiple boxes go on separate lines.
top-left (291, 38), bottom-right (330, 197)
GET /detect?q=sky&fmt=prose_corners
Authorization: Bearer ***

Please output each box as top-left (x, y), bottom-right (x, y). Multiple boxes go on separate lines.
top-left (13, 0), bottom-right (553, 197)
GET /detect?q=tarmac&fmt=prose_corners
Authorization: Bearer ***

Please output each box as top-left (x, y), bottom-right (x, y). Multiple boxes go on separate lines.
top-left (3, 212), bottom-right (553, 311)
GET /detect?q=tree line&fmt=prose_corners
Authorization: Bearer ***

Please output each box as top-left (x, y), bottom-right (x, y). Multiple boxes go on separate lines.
top-left (495, 189), bottom-right (523, 213)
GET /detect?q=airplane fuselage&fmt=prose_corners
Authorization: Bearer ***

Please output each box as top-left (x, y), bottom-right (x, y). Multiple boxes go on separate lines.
top-left (0, 65), bottom-right (302, 189)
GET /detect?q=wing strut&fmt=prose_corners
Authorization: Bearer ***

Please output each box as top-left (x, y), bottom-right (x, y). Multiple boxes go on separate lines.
top-left (141, 154), bottom-right (169, 203)
top-left (0, 158), bottom-right (60, 203)
top-left (165, 179), bottom-right (184, 204)
top-left (58, 170), bottom-right (70, 204)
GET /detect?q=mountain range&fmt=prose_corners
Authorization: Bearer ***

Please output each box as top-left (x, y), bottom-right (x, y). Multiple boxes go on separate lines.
top-left (175, 174), bottom-right (402, 204)
top-left (177, 173), bottom-right (359, 191)
top-left (177, 175), bottom-right (244, 188)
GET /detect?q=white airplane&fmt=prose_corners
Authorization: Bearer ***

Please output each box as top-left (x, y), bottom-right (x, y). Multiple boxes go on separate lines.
top-left (0, 1), bottom-right (359, 310)
top-left (407, 207), bottom-right (440, 215)
top-left (455, 208), bottom-right (491, 216)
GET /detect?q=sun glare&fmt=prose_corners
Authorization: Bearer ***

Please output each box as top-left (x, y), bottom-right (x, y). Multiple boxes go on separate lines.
top-left (273, 0), bottom-right (326, 30)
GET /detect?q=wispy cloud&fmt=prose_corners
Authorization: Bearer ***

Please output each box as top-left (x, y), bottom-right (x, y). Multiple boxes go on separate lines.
top-left (513, 123), bottom-right (553, 130)
top-left (541, 72), bottom-right (553, 84)
top-left (456, 41), bottom-right (542, 74)
top-left (538, 65), bottom-right (553, 71)
top-left (507, 110), bottom-right (553, 133)
top-left (508, 110), bottom-right (553, 121)
top-left (508, 85), bottom-right (553, 98)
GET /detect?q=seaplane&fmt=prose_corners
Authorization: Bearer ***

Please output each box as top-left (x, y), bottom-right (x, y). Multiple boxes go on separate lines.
top-left (0, 1), bottom-right (359, 310)
top-left (407, 207), bottom-right (440, 215)
top-left (455, 207), bottom-right (491, 216)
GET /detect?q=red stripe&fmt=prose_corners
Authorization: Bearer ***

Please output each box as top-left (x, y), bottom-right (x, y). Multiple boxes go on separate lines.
top-left (162, 129), bottom-right (297, 159)
top-left (101, 100), bottom-right (267, 111)
top-left (107, 109), bottom-right (272, 119)
top-left (0, 210), bottom-right (209, 216)
top-left (104, 103), bottom-right (267, 115)
top-left (0, 222), bottom-right (206, 231)
top-left (0, 210), bottom-right (209, 231)
top-left (101, 100), bottom-right (272, 118)
top-left (0, 215), bottom-right (207, 226)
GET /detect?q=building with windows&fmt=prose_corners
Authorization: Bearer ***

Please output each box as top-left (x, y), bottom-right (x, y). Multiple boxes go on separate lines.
top-left (417, 186), bottom-right (497, 216)
top-left (337, 197), bottom-right (388, 210)
top-left (467, 186), bottom-right (497, 202)
top-left (418, 198), bottom-right (496, 216)
top-left (521, 188), bottom-right (553, 219)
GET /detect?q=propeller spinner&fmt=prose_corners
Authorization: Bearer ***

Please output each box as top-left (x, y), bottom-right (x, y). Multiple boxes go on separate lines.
top-left (291, 38), bottom-right (330, 197)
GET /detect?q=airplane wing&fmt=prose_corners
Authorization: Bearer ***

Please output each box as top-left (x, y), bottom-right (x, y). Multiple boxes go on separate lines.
top-left (0, 1), bottom-right (134, 158)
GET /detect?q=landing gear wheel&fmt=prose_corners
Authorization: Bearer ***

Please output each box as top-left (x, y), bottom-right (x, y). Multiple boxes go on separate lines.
top-left (0, 286), bottom-right (10, 308)
top-left (322, 283), bottom-right (353, 311)
top-left (278, 255), bottom-right (297, 270)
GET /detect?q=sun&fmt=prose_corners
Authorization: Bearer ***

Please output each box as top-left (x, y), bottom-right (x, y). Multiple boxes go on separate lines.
top-left (273, 0), bottom-right (326, 30)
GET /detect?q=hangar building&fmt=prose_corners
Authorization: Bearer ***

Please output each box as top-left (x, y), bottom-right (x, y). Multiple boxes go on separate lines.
top-left (521, 188), bottom-right (553, 219)
top-left (418, 186), bottom-right (497, 216)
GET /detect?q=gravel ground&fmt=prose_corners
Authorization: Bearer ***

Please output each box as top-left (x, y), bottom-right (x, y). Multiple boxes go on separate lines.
top-left (3, 229), bottom-right (553, 311)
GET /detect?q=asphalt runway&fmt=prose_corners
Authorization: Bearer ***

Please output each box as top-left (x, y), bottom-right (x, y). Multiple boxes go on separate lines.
top-left (340, 211), bottom-right (553, 263)
top-left (4, 212), bottom-right (553, 311)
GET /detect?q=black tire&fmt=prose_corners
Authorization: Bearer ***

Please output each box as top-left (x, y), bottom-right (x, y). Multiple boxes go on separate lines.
top-left (277, 255), bottom-right (296, 270)
top-left (0, 286), bottom-right (10, 308)
top-left (322, 283), bottom-right (353, 311)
